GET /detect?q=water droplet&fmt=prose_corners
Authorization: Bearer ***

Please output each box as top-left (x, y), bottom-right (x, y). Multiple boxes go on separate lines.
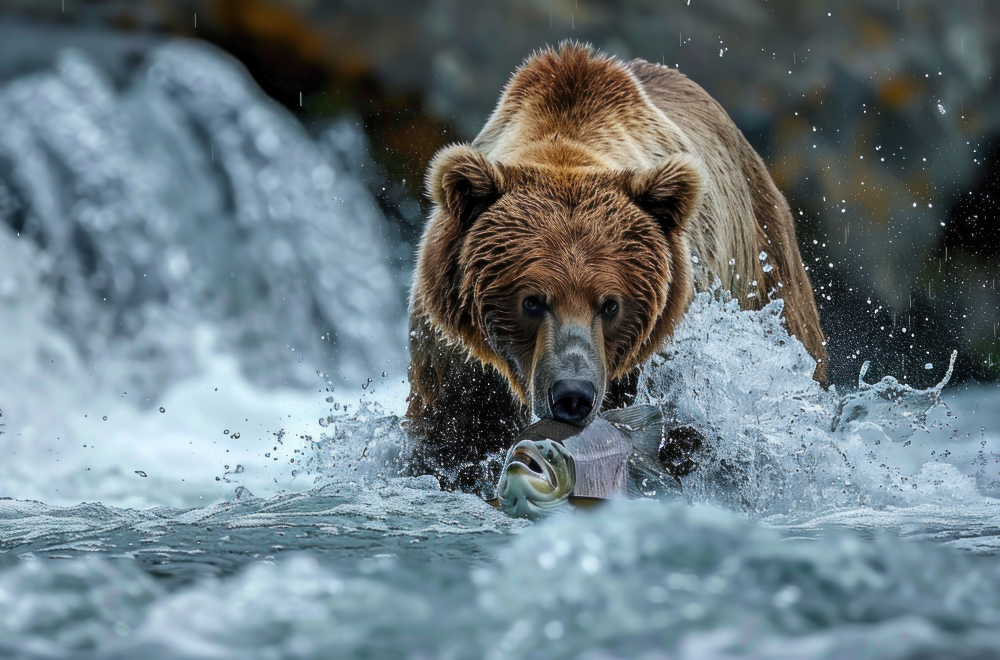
top-left (298, 357), bottom-right (303, 363)
top-left (326, 397), bottom-right (334, 403)
top-left (102, 416), bottom-right (107, 421)
top-left (233, 432), bottom-right (240, 439)
top-left (234, 465), bottom-right (244, 473)
top-left (937, 103), bottom-right (946, 115)
top-left (135, 471), bottom-right (147, 477)
top-left (316, 370), bottom-right (324, 378)
top-left (728, 258), bottom-right (736, 266)
top-left (924, 363), bottom-right (933, 370)
top-left (224, 429), bottom-right (229, 435)
top-left (224, 465), bottom-right (230, 470)
top-left (762, 264), bottom-right (773, 273)
top-left (319, 417), bottom-right (329, 427)
top-left (381, 371), bottom-right (388, 377)
top-left (159, 407), bottom-right (165, 413)
top-left (758, 251), bottom-right (768, 261)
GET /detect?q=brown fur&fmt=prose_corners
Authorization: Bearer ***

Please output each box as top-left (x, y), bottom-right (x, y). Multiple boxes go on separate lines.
top-left (406, 43), bottom-right (826, 492)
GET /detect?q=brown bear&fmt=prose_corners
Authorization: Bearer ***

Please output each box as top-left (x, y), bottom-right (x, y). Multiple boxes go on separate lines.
top-left (405, 42), bottom-right (826, 492)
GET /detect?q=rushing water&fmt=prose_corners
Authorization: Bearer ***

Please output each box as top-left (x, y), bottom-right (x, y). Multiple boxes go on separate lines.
top-left (1, 41), bottom-right (999, 659)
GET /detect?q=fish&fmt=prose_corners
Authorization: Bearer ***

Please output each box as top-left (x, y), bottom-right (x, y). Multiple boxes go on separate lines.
top-left (492, 405), bottom-right (690, 520)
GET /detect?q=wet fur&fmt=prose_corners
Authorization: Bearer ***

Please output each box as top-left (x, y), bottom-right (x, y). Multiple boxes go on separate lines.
top-left (406, 43), bottom-right (826, 492)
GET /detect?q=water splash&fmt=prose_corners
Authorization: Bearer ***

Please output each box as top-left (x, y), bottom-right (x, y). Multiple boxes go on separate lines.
top-left (637, 286), bottom-right (990, 523)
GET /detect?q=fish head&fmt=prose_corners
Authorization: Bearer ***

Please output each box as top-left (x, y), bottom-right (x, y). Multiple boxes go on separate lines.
top-left (497, 439), bottom-right (576, 519)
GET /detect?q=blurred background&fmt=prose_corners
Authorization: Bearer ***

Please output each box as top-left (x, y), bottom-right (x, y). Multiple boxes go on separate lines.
top-left (0, 0), bottom-right (997, 398)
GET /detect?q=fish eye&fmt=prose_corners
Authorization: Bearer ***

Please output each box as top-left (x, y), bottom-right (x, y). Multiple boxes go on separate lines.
top-left (601, 299), bottom-right (619, 317)
top-left (522, 296), bottom-right (545, 318)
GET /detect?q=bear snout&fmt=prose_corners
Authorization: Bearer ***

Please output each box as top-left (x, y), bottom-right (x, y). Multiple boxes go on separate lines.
top-left (530, 318), bottom-right (607, 426)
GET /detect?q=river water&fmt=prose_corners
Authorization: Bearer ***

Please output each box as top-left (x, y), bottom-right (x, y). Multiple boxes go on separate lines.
top-left (1, 41), bottom-right (999, 660)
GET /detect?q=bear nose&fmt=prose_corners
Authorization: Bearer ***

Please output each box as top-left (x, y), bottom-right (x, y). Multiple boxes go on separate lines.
top-left (549, 379), bottom-right (597, 426)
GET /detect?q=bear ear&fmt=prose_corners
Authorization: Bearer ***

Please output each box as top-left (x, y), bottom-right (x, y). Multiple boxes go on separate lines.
top-left (426, 144), bottom-right (505, 228)
top-left (624, 154), bottom-right (703, 233)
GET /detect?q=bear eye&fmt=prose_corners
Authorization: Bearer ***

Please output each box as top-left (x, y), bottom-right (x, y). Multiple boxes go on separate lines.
top-left (522, 296), bottom-right (545, 318)
top-left (601, 299), bottom-right (620, 317)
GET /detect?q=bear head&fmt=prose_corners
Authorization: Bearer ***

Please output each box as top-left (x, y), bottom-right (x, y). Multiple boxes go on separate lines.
top-left (415, 143), bottom-right (703, 427)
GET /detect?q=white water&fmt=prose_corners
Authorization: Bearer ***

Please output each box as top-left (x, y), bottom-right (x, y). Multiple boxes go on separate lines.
top-left (1, 41), bottom-right (999, 660)
top-left (642, 290), bottom-right (1000, 549)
